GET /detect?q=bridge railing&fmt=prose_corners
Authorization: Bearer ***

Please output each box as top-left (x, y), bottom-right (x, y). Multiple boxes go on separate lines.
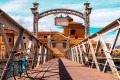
top-left (0, 9), bottom-right (55, 80)
top-left (65, 18), bottom-right (120, 79)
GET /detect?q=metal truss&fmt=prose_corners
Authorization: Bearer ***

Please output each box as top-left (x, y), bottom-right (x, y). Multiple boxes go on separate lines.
top-left (65, 18), bottom-right (120, 79)
top-left (0, 9), bottom-right (55, 80)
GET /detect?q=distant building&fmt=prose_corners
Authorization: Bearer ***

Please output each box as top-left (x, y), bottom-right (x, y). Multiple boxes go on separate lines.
top-left (0, 27), bottom-right (14, 58)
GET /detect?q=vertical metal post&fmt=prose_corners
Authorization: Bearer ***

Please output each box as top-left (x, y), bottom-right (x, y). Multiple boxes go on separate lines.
top-left (71, 48), bottom-right (74, 61)
top-left (75, 46), bottom-right (80, 63)
top-left (41, 45), bottom-right (45, 64)
top-left (84, 2), bottom-right (92, 38)
top-left (32, 40), bottom-right (38, 69)
top-left (37, 43), bottom-right (42, 66)
top-left (26, 39), bottom-right (32, 60)
top-left (43, 47), bottom-right (47, 63)
top-left (31, 3), bottom-right (39, 38)
top-left (46, 47), bottom-right (48, 61)
top-left (82, 43), bottom-right (89, 66)
top-left (78, 45), bottom-right (84, 64)
top-left (73, 48), bottom-right (77, 62)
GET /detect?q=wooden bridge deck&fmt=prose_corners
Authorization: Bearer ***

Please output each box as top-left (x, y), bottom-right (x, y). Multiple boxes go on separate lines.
top-left (22, 58), bottom-right (117, 80)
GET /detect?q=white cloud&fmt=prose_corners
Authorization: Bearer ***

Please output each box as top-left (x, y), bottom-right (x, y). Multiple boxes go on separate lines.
top-left (3, 1), bottom-right (120, 33)
top-left (90, 7), bottom-right (120, 28)
top-left (56, 3), bottom-right (85, 12)
top-left (0, 0), bottom-right (29, 13)
top-left (103, 34), bottom-right (120, 47)
top-left (11, 15), bottom-right (62, 32)
top-left (11, 15), bottom-right (33, 28)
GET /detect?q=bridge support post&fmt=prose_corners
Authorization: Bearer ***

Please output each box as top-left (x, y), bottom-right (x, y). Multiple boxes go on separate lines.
top-left (73, 48), bottom-right (77, 62)
top-left (46, 47), bottom-right (48, 61)
top-left (82, 43), bottom-right (89, 66)
top-left (68, 49), bottom-right (71, 60)
top-left (71, 48), bottom-right (74, 62)
top-left (78, 45), bottom-right (84, 64)
top-left (75, 47), bottom-right (80, 63)
top-left (32, 41), bottom-right (38, 69)
top-left (43, 47), bottom-right (47, 63)
top-left (26, 39), bottom-right (32, 60)
top-left (69, 49), bottom-right (72, 60)
top-left (37, 43), bottom-right (42, 66)
top-left (41, 45), bottom-right (45, 64)
top-left (84, 2), bottom-right (92, 38)
top-left (1, 29), bottom-right (24, 80)
top-left (31, 2), bottom-right (39, 38)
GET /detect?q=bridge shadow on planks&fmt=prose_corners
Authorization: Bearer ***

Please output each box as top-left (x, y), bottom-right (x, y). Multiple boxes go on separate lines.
top-left (59, 58), bottom-right (73, 80)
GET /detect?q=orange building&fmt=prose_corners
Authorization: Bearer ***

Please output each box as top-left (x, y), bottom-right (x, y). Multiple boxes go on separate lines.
top-left (63, 16), bottom-right (85, 39)
top-left (36, 16), bottom-right (86, 57)
top-left (0, 27), bottom-right (14, 58)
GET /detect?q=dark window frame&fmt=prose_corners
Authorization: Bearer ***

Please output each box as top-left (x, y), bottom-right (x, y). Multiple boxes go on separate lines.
top-left (23, 37), bottom-right (25, 39)
top-left (44, 36), bottom-right (47, 38)
top-left (9, 38), bottom-right (11, 42)
top-left (71, 30), bottom-right (76, 35)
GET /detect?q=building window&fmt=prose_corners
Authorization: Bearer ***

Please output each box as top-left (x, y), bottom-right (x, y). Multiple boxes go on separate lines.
top-left (71, 30), bottom-right (76, 35)
top-left (44, 36), bottom-right (47, 38)
top-left (75, 36), bottom-right (78, 39)
top-left (9, 38), bottom-right (11, 42)
top-left (52, 43), bottom-right (56, 48)
top-left (24, 43), bottom-right (26, 49)
top-left (63, 42), bottom-right (66, 48)
top-left (101, 49), bottom-right (103, 54)
top-left (23, 37), bottom-right (25, 39)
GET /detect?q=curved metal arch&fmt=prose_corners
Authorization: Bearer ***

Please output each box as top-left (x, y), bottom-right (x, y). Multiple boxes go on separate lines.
top-left (39, 8), bottom-right (85, 19)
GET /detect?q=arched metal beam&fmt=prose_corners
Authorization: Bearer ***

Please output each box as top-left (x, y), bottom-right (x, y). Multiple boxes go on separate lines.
top-left (39, 8), bottom-right (84, 19)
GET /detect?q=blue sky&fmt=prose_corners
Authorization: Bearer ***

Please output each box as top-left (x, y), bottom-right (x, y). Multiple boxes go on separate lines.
top-left (0, 0), bottom-right (120, 44)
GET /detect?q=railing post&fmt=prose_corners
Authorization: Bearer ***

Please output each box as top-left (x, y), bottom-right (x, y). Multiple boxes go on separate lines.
top-left (73, 48), bottom-right (77, 62)
top-left (41, 45), bottom-right (45, 64)
top-left (43, 46), bottom-right (47, 63)
top-left (72, 48), bottom-right (76, 62)
top-left (68, 50), bottom-right (70, 60)
top-left (71, 48), bottom-right (74, 61)
top-left (46, 47), bottom-right (48, 61)
top-left (78, 45), bottom-right (84, 64)
top-left (75, 46), bottom-right (80, 63)
top-left (32, 40), bottom-right (38, 69)
top-left (26, 38), bottom-right (32, 60)
top-left (37, 43), bottom-right (42, 66)
top-left (82, 43), bottom-right (89, 66)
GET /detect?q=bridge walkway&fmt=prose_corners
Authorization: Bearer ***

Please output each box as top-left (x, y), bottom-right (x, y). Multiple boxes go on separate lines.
top-left (22, 58), bottom-right (117, 80)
